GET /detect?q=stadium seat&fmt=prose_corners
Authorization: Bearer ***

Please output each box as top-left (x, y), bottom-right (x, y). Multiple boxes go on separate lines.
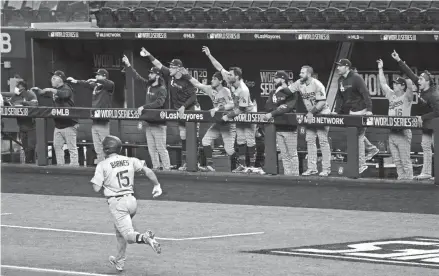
top-left (363, 7), bottom-right (383, 29)
top-left (114, 7), bottom-right (133, 28)
top-left (289, 0), bottom-right (311, 10)
top-left (309, 1), bottom-right (330, 10)
top-left (157, 0), bottom-right (177, 9)
top-left (188, 7), bottom-right (207, 28)
top-left (243, 7), bottom-right (266, 29)
top-left (322, 7), bottom-right (346, 29)
top-left (425, 7), bottom-right (439, 30)
top-left (2, 0), bottom-right (26, 26)
top-left (402, 7), bottom-right (425, 30)
top-left (303, 6), bottom-right (327, 29)
top-left (224, 7), bottom-right (244, 28)
top-left (410, 1), bottom-right (433, 10)
top-left (132, 7), bottom-right (151, 27)
top-left (195, 1), bottom-right (215, 8)
top-left (213, 1), bottom-right (233, 9)
top-left (348, 1), bottom-right (371, 10)
top-left (36, 1), bottom-right (58, 23)
top-left (95, 6), bottom-right (115, 28)
top-left (251, 1), bottom-right (271, 9)
top-left (329, 0), bottom-right (349, 10)
top-left (139, 1), bottom-right (159, 9)
top-left (283, 7), bottom-right (307, 29)
top-left (150, 7), bottom-right (170, 27)
top-left (176, 1), bottom-right (195, 9)
top-left (270, 0), bottom-right (291, 10)
top-left (206, 6), bottom-right (225, 28)
top-left (233, 1), bottom-right (252, 9)
top-left (382, 8), bottom-right (402, 29)
top-left (169, 7), bottom-right (189, 28)
top-left (265, 7), bottom-right (289, 29)
top-left (67, 1), bottom-right (90, 22)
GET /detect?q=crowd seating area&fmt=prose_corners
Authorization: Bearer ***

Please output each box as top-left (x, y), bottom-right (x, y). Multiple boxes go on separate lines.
top-left (2, 1), bottom-right (439, 30)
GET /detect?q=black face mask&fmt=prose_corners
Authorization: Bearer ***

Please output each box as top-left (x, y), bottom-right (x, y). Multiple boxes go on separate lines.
top-left (275, 82), bottom-right (283, 88)
top-left (148, 78), bottom-right (156, 85)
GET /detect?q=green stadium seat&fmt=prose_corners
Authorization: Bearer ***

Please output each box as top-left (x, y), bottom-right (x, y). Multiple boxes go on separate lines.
top-left (188, 7), bottom-right (207, 28)
top-left (243, 7), bottom-right (266, 29)
top-left (132, 6), bottom-right (151, 27)
top-left (114, 7), bottom-right (133, 28)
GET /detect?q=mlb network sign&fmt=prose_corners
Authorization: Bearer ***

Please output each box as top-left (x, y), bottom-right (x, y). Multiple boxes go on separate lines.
top-left (249, 237), bottom-right (439, 269)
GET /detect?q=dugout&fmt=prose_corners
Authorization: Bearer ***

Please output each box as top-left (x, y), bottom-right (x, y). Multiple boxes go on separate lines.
top-left (22, 28), bottom-right (439, 154)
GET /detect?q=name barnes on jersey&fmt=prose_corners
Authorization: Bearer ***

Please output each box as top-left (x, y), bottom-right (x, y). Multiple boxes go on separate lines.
top-left (110, 160), bottom-right (130, 168)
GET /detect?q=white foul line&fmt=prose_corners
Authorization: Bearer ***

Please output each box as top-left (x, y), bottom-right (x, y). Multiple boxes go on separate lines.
top-left (1, 224), bottom-right (264, 241)
top-left (1, 265), bottom-right (114, 276)
top-left (1, 213), bottom-right (12, 216)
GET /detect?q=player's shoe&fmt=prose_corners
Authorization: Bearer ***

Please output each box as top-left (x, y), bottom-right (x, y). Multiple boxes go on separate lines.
top-left (302, 169), bottom-right (318, 176)
top-left (414, 174), bottom-right (432, 180)
top-left (365, 147), bottom-right (380, 161)
top-left (142, 230), bottom-right (161, 254)
top-left (359, 165), bottom-right (368, 174)
top-left (108, 256), bottom-right (124, 272)
top-left (232, 164), bottom-right (247, 173)
top-left (319, 170), bottom-right (330, 177)
top-left (199, 165), bottom-right (215, 172)
top-left (178, 163), bottom-right (187, 171)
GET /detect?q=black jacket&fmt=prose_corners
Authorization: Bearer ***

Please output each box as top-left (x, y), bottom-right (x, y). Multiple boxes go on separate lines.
top-left (265, 86), bottom-right (298, 131)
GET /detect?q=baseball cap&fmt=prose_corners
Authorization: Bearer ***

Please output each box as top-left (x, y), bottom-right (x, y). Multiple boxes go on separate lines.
top-left (168, 59), bottom-right (183, 67)
top-left (149, 67), bottom-right (161, 75)
top-left (393, 77), bottom-right (407, 87)
top-left (274, 70), bottom-right (289, 81)
top-left (335, 59), bottom-right (352, 67)
top-left (50, 70), bottom-right (67, 81)
top-left (95, 69), bottom-right (109, 77)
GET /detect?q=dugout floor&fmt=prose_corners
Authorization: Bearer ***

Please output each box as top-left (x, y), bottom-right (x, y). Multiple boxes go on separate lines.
top-left (1, 167), bottom-right (439, 276)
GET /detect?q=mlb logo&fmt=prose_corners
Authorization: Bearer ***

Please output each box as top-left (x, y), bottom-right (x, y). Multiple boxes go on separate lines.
top-left (362, 117), bottom-right (374, 126)
top-left (93, 110), bottom-right (101, 118)
top-left (95, 32), bottom-right (100, 37)
top-left (296, 115), bottom-right (304, 124)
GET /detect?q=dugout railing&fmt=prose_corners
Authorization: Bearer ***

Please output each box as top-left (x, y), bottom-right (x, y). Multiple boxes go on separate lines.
top-left (2, 106), bottom-right (438, 183)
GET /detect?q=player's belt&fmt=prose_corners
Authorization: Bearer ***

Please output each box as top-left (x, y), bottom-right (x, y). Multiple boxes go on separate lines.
top-left (106, 193), bottom-right (133, 200)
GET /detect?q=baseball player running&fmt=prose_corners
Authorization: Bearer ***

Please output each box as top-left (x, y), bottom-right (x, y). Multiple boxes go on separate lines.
top-left (181, 70), bottom-right (236, 172)
top-left (139, 48), bottom-right (198, 171)
top-left (290, 66), bottom-right (331, 176)
top-left (392, 50), bottom-right (439, 180)
top-left (263, 71), bottom-right (299, 176)
top-left (377, 59), bottom-right (414, 180)
top-left (90, 135), bottom-right (162, 272)
top-left (122, 55), bottom-right (171, 171)
top-left (202, 46), bottom-right (260, 173)
top-left (67, 69), bottom-right (114, 163)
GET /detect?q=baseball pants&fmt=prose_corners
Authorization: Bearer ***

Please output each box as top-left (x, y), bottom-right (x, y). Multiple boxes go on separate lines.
top-left (421, 133), bottom-right (434, 176)
top-left (145, 123), bottom-right (170, 170)
top-left (277, 131), bottom-right (299, 176)
top-left (236, 123), bottom-right (257, 166)
top-left (389, 130), bottom-right (413, 179)
top-left (19, 128), bottom-right (36, 163)
top-left (305, 126), bottom-right (331, 172)
top-left (53, 124), bottom-right (79, 166)
top-left (358, 127), bottom-right (367, 170)
top-left (202, 123), bottom-right (236, 156)
top-left (92, 122), bottom-right (110, 163)
top-left (108, 194), bottom-right (139, 264)
top-left (364, 136), bottom-right (378, 152)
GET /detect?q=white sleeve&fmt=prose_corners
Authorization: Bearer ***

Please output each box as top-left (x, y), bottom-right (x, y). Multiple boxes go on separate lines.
top-left (90, 163), bottom-right (104, 187)
top-left (131, 157), bottom-right (146, 172)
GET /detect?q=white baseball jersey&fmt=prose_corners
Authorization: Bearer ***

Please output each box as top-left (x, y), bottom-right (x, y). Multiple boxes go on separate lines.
top-left (387, 93), bottom-right (412, 116)
top-left (91, 154), bottom-right (145, 197)
top-left (290, 78), bottom-right (329, 113)
top-left (209, 86), bottom-right (233, 109)
top-left (231, 80), bottom-right (256, 112)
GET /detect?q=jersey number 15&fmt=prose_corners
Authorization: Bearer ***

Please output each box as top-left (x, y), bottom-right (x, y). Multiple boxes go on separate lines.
top-left (117, 170), bottom-right (130, 187)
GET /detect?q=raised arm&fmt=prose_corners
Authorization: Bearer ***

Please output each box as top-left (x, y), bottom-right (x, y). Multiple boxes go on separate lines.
top-left (122, 55), bottom-right (149, 90)
top-left (202, 46), bottom-right (226, 73)
top-left (140, 47), bottom-right (164, 70)
top-left (181, 72), bottom-right (214, 97)
top-left (404, 78), bottom-right (414, 103)
top-left (391, 50), bottom-right (419, 85)
top-left (376, 59), bottom-right (393, 98)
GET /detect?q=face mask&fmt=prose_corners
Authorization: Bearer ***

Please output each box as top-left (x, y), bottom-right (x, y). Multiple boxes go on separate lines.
top-left (14, 87), bottom-right (21, 95)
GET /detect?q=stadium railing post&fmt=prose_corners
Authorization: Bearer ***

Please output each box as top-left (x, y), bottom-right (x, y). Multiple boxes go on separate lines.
top-left (345, 127), bottom-right (360, 178)
top-left (264, 124), bottom-right (278, 175)
top-left (433, 118), bottom-right (439, 185)
top-left (36, 118), bottom-right (48, 166)
top-left (186, 122), bottom-right (198, 172)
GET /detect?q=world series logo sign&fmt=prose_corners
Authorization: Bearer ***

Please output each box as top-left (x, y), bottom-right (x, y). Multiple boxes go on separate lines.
top-left (247, 237), bottom-right (439, 269)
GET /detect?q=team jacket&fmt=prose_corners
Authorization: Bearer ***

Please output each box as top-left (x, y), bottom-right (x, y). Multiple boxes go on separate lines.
top-left (38, 84), bottom-right (78, 129)
top-left (10, 89), bottom-right (38, 131)
top-left (397, 60), bottom-right (439, 122)
top-left (265, 86), bottom-right (298, 131)
top-left (161, 66), bottom-right (197, 110)
top-left (334, 71), bottom-right (373, 114)
top-left (77, 79), bottom-right (114, 124)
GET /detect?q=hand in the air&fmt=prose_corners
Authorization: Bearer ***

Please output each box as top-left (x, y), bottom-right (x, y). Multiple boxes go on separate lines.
top-left (140, 47), bottom-right (150, 57)
top-left (122, 55), bottom-right (130, 67)
top-left (210, 108), bottom-right (217, 118)
top-left (67, 77), bottom-right (77, 83)
top-left (152, 185), bottom-right (162, 198)
top-left (377, 59), bottom-right (384, 69)
top-left (202, 46), bottom-right (211, 56)
top-left (391, 50), bottom-right (401, 62)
